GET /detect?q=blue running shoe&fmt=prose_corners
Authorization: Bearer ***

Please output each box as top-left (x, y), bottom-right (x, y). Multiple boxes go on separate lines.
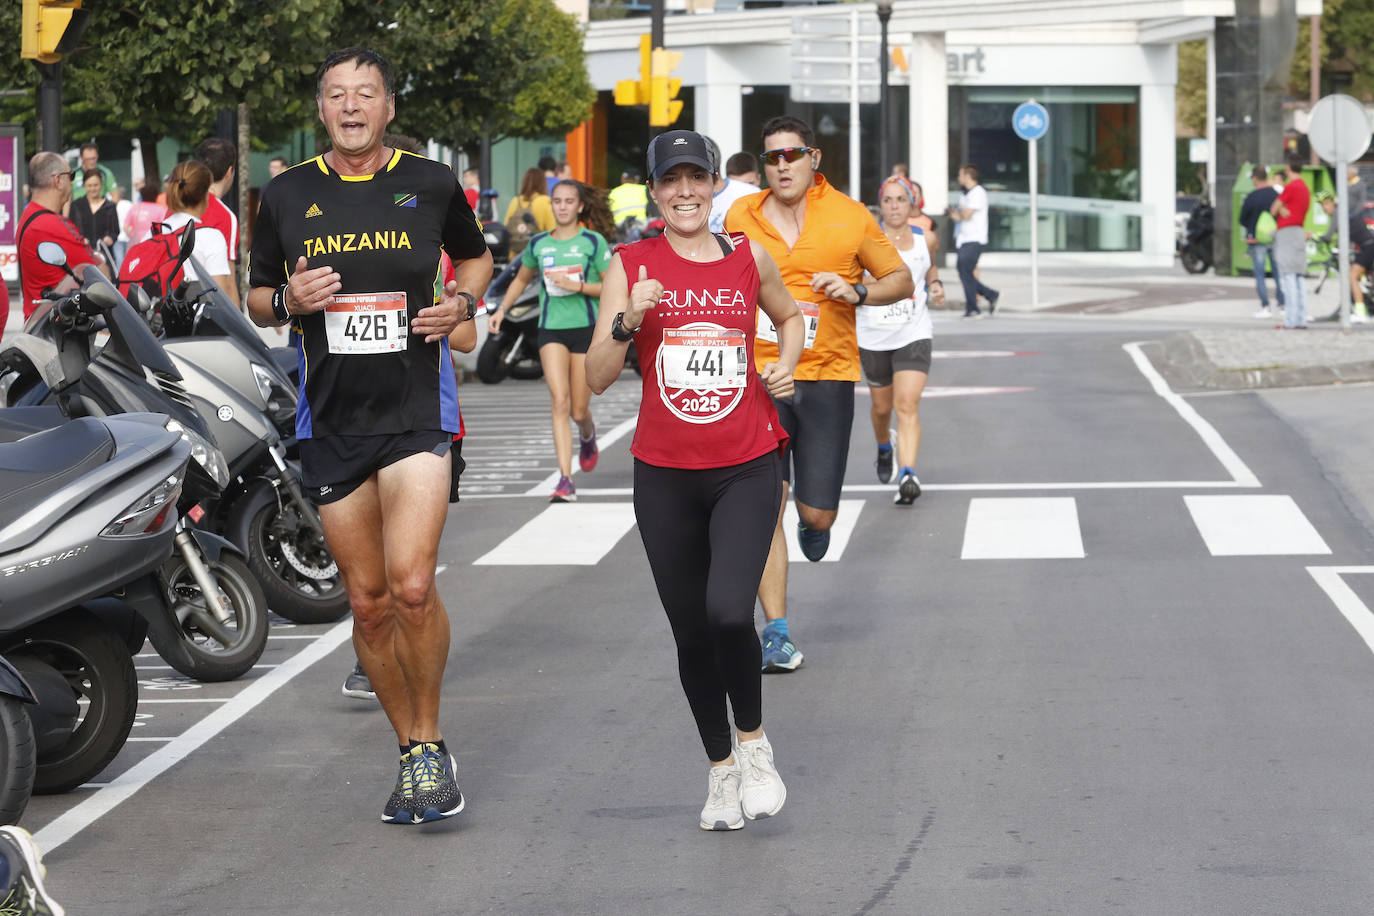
top-left (761, 625), bottom-right (804, 673)
top-left (381, 748), bottom-right (415, 824)
top-left (407, 743), bottom-right (465, 823)
top-left (0, 825), bottom-right (64, 915)
top-left (796, 521), bottom-right (829, 562)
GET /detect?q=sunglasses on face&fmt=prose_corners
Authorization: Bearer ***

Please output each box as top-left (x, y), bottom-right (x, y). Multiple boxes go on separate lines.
top-left (58, 170), bottom-right (76, 182)
top-left (760, 147), bottom-right (815, 166)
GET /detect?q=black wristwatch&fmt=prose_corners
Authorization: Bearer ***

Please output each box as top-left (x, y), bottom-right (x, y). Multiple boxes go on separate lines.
top-left (610, 312), bottom-right (640, 342)
top-left (852, 282), bottom-right (868, 305)
top-left (455, 291), bottom-right (478, 322)
top-left (271, 284), bottom-right (291, 323)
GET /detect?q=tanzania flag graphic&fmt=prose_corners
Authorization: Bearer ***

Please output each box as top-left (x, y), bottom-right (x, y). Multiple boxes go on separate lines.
top-left (394, 193), bottom-right (418, 208)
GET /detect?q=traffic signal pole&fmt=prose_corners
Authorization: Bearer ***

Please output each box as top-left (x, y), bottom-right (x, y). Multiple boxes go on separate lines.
top-left (650, 0), bottom-right (664, 140)
top-left (36, 62), bottom-right (60, 153)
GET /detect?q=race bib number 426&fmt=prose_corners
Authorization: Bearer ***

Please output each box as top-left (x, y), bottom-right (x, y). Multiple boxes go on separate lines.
top-left (658, 325), bottom-right (749, 425)
top-left (325, 292), bottom-right (408, 355)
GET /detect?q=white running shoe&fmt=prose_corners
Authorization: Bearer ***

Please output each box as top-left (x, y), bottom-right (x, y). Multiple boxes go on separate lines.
top-left (736, 734), bottom-right (787, 820)
top-left (699, 761), bottom-right (744, 831)
top-left (1252, 307), bottom-right (1273, 319)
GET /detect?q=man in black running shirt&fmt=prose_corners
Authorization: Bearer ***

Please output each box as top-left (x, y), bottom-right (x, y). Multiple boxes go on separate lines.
top-left (247, 47), bottom-right (492, 825)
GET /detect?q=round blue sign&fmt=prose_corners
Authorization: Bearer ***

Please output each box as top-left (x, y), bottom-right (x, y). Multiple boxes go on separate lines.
top-left (1013, 101), bottom-right (1049, 141)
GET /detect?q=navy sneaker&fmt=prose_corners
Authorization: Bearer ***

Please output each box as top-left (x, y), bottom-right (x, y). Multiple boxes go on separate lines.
top-left (796, 521), bottom-right (829, 562)
top-left (761, 625), bottom-right (804, 673)
top-left (875, 446), bottom-right (893, 484)
top-left (407, 742), bottom-right (465, 823)
top-left (987, 290), bottom-right (1000, 314)
top-left (342, 660), bottom-right (377, 701)
top-left (381, 748), bottom-right (415, 824)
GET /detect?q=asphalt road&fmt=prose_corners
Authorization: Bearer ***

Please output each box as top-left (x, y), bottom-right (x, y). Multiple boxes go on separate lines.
top-left (20, 315), bottom-right (1374, 915)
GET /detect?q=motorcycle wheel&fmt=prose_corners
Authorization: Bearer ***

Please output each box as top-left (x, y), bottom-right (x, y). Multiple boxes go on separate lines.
top-left (509, 354), bottom-right (545, 381)
top-left (1181, 244), bottom-right (1210, 274)
top-left (476, 335), bottom-right (511, 384)
top-left (3, 609), bottom-right (137, 794)
top-left (150, 552), bottom-right (268, 682)
top-left (230, 484), bottom-right (350, 625)
top-left (0, 693), bottom-right (35, 821)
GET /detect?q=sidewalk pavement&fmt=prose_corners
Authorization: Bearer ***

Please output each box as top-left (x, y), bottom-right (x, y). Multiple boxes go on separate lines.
top-left (936, 264), bottom-right (1374, 392)
top-left (7, 263), bottom-right (1374, 392)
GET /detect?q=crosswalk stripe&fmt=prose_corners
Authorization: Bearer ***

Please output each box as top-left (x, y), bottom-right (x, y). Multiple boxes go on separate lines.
top-left (474, 503), bottom-right (638, 565)
top-left (1184, 494), bottom-right (1331, 556)
top-left (783, 499), bottom-right (866, 563)
top-left (961, 497), bottom-right (1085, 559)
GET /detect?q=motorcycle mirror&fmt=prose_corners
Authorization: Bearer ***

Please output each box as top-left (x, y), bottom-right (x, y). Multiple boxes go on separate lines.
top-left (177, 222), bottom-right (196, 259)
top-left (37, 241), bottom-right (68, 269)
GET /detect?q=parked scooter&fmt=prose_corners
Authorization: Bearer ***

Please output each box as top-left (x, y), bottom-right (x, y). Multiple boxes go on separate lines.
top-left (1179, 199), bottom-right (1214, 274)
top-left (132, 256), bottom-right (349, 625)
top-left (0, 325), bottom-right (198, 819)
top-left (476, 259), bottom-right (543, 384)
top-left (0, 245), bottom-right (268, 683)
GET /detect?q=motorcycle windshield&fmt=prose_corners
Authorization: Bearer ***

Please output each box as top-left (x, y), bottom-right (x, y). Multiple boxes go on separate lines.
top-left (81, 266), bottom-right (181, 379)
top-left (184, 254), bottom-right (277, 365)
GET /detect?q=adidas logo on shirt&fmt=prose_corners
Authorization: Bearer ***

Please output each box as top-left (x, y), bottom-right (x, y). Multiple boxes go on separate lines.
top-left (305, 203), bottom-right (323, 218)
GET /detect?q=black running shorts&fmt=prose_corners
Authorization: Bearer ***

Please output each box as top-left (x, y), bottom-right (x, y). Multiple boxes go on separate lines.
top-left (771, 379), bottom-right (854, 512)
top-left (537, 324), bottom-right (595, 353)
top-left (299, 430), bottom-right (451, 505)
top-left (860, 338), bottom-right (933, 387)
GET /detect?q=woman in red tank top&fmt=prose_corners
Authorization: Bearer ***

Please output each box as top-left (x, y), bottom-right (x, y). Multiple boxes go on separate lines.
top-left (586, 130), bottom-right (803, 832)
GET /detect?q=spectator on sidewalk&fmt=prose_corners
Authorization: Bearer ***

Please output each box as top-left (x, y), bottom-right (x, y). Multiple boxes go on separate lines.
top-left (17, 151), bottom-right (105, 319)
top-left (1239, 164), bottom-right (1284, 319)
top-left (949, 163), bottom-right (999, 318)
top-left (194, 138), bottom-right (241, 269)
top-left (69, 169), bottom-right (119, 254)
top-left (540, 155), bottom-right (560, 194)
top-left (124, 175), bottom-right (168, 244)
top-left (268, 156), bottom-right (288, 180)
top-left (1270, 153), bottom-right (1311, 329)
top-left (78, 142), bottom-right (116, 198)
top-left (703, 135), bottom-right (759, 233)
top-left (726, 151), bottom-right (760, 188)
top-left (1347, 165), bottom-right (1367, 214)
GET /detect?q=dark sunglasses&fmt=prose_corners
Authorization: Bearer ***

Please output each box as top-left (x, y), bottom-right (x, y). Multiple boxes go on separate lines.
top-left (760, 147), bottom-right (815, 166)
top-left (57, 170), bottom-right (76, 182)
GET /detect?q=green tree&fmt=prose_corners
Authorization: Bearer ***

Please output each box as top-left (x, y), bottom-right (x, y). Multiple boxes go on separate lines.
top-left (1291, 0), bottom-right (1374, 100)
top-left (1176, 39), bottom-right (1207, 138)
top-left (338, 0), bottom-right (595, 153)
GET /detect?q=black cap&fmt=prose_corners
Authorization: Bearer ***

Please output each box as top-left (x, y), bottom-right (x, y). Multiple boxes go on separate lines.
top-left (647, 130), bottom-right (716, 181)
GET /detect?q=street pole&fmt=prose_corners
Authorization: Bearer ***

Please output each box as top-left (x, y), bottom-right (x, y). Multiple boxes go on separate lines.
top-left (849, 7), bottom-right (860, 199)
top-left (1338, 155), bottom-right (1351, 329)
top-left (1030, 135), bottom-right (1039, 308)
top-left (35, 63), bottom-right (60, 153)
top-left (877, 0), bottom-right (892, 181)
top-left (651, 0), bottom-right (665, 141)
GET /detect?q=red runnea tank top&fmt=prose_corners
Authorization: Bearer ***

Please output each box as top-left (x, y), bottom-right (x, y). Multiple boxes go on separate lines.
top-left (618, 234), bottom-right (787, 470)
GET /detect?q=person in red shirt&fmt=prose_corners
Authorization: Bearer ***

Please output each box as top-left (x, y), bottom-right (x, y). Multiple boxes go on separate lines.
top-left (586, 130), bottom-right (804, 832)
top-left (16, 151), bottom-right (106, 319)
top-left (1270, 153), bottom-right (1312, 329)
top-left (193, 137), bottom-right (240, 269)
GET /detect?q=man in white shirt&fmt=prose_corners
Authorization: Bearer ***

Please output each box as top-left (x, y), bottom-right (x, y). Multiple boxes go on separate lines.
top-left (948, 162), bottom-right (999, 318)
top-left (703, 135), bottom-right (759, 233)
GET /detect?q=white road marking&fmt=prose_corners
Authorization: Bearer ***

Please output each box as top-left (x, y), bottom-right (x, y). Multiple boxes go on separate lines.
top-left (1123, 341), bottom-right (1260, 487)
top-left (1184, 494), bottom-right (1331, 556)
top-left (783, 499), bottom-right (865, 563)
top-left (841, 480), bottom-right (1253, 492)
top-left (135, 699), bottom-right (230, 704)
top-left (525, 415), bottom-right (638, 495)
top-left (474, 503), bottom-right (638, 565)
top-left (1309, 567), bottom-right (1374, 657)
top-left (124, 737), bottom-right (174, 743)
top-left (33, 620), bottom-right (355, 854)
top-left (961, 497), bottom-right (1085, 559)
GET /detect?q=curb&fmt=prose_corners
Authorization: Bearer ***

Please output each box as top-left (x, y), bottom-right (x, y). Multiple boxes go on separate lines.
top-left (1142, 333), bottom-right (1374, 392)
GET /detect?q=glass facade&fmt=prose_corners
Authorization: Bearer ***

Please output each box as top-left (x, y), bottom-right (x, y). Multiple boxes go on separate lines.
top-left (949, 86), bottom-right (1142, 252)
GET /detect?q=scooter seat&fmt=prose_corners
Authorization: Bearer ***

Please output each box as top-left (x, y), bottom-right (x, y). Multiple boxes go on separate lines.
top-left (0, 406), bottom-right (66, 443)
top-left (0, 417), bottom-right (115, 526)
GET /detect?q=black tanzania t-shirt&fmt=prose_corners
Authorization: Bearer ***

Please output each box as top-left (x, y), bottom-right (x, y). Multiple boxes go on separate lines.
top-left (250, 150), bottom-right (487, 439)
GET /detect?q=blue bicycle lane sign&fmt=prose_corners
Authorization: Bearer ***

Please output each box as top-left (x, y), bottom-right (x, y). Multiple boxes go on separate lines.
top-left (1013, 101), bottom-right (1049, 141)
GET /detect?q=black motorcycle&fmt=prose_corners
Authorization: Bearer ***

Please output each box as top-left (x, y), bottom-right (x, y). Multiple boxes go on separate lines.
top-left (1179, 200), bottom-right (1214, 274)
top-left (476, 259), bottom-right (544, 384)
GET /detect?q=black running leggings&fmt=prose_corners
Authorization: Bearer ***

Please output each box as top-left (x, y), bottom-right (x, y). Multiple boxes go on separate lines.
top-left (633, 451), bottom-right (783, 762)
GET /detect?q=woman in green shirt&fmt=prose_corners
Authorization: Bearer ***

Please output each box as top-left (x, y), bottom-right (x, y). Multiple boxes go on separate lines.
top-left (490, 180), bottom-right (617, 502)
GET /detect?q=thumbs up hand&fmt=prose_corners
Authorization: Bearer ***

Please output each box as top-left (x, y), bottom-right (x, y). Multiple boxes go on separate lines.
top-left (625, 263), bottom-right (663, 331)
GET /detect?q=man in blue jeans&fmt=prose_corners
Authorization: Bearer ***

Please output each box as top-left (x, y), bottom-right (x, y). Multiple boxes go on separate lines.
top-left (948, 163), bottom-right (999, 318)
top-left (1239, 164), bottom-right (1284, 318)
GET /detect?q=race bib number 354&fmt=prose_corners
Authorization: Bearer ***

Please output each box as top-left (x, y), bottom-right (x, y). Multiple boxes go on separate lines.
top-left (325, 292), bottom-right (408, 355)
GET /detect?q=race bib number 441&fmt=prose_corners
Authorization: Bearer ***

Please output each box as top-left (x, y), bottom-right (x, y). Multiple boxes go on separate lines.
top-left (325, 292), bottom-right (408, 355)
top-left (757, 300), bottom-right (819, 349)
top-left (658, 325), bottom-right (749, 425)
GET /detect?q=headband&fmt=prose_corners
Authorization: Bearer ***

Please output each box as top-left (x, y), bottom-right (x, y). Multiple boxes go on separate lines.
top-left (880, 176), bottom-right (917, 205)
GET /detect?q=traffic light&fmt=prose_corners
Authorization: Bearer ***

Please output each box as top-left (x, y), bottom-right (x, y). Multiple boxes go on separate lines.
top-left (649, 48), bottom-right (683, 127)
top-left (21, 0), bottom-right (89, 64)
top-left (614, 34), bottom-right (652, 107)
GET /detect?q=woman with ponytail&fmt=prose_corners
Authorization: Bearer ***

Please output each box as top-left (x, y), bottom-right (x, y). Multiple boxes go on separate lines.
top-left (162, 159), bottom-right (238, 302)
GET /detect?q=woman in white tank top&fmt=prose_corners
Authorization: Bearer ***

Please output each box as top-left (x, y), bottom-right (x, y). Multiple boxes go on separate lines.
top-left (857, 176), bottom-right (943, 505)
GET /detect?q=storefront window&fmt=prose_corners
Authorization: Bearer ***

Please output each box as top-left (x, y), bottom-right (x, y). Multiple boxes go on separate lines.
top-left (949, 85), bottom-right (1141, 251)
